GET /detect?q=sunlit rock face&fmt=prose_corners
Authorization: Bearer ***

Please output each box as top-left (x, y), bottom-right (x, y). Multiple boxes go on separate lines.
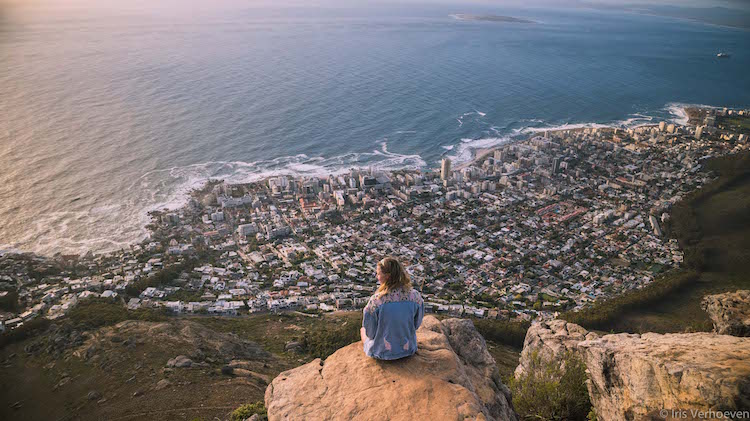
top-left (578, 332), bottom-right (750, 421)
top-left (264, 315), bottom-right (518, 421)
top-left (702, 290), bottom-right (750, 337)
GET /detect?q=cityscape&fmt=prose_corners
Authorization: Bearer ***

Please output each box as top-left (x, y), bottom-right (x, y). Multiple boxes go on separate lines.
top-left (2, 106), bottom-right (748, 333)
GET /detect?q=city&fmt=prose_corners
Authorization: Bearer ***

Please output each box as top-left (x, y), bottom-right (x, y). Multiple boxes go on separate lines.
top-left (2, 106), bottom-right (749, 333)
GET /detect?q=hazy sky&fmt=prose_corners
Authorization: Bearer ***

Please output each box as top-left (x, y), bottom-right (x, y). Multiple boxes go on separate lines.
top-left (3, 0), bottom-right (748, 8)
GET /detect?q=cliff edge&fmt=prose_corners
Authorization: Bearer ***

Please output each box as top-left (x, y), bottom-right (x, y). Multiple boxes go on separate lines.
top-left (702, 290), bottom-right (750, 336)
top-left (264, 315), bottom-right (518, 421)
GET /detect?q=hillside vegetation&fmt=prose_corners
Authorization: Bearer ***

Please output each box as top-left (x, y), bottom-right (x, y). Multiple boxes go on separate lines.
top-left (562, 151), bottom-right (750, 333)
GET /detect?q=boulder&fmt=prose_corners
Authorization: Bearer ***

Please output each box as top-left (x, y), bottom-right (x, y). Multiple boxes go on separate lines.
top-left (514, 319), bottom-right (598, 379)
top-left (265, 315), bottom-right (518, 421)
top-left (154, 379), bottom-right (171, 391)
top-left (578, 332), bottom-right (750, 421)
top-left (166, 355), bottom-right (192, 368)
top-left (284, 341), bottom-right (303, 353)
top-left (702, 290), bottom-right (750, 336)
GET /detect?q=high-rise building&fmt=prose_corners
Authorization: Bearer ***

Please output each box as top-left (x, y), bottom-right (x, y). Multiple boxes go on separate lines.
top-left (695, 125), bottom-right (703, 140)
top-left (659, 121), bottom-right (666, 132)
top-left (552, 157), bottom-right (561, 174)
top-left (441, 158), bottom-right (452, 181)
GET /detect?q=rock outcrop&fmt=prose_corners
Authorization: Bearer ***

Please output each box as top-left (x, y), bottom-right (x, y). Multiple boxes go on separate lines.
top-left (578, 332), bottom-right (750, 421)
top-left (702, 290), bottom-right (750, 336)
top-left (264, 315), bottom-right (518, 421)
top-left (514, 319), bottom-right (598, 379)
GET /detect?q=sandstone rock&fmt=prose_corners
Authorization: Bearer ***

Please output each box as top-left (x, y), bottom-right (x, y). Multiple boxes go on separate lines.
top-left (702, 290), bottom-right (750, 336)
top-left (167, 355), bottom-right (192, 368)
top-left (578, 332), bottom-right (750, 421)
top-left (514, 319), bottom-right (597, 379)
top-left (265, 315), bottom-right (518, 421)
top-left (154, 379), bottom-right (171, 390)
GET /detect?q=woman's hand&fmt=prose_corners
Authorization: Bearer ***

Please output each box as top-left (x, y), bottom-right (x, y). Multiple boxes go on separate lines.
top-left (360, 327), bottom-right (368, 343)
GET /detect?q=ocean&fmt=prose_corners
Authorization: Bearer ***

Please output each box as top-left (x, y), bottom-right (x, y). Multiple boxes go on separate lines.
top-left (1, 1), bottom-right (749, 256)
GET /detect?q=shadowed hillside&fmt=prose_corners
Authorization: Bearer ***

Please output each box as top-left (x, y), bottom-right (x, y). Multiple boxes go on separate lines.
top-left (562, 151), bottom-right (750, 333)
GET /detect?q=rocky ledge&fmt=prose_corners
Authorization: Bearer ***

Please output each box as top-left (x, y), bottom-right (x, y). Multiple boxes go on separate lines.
top-left (579, 331), bottom-right (750, 421)
top-left (514, 319), bottom-right (598, 379)
top-left (264, 315), bottom-right (518, 421)
top-left (702, 290), bottom-right (750, 336)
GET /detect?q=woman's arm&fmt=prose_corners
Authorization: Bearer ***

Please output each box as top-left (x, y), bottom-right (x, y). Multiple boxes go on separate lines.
top-left (362, 303), bottom-right (378, 341)
top-left (414, 300), bottom-right (424, 330)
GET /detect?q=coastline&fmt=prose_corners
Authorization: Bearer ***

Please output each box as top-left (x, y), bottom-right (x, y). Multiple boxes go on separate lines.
top-left (0, 104), bottom-right (728, 258)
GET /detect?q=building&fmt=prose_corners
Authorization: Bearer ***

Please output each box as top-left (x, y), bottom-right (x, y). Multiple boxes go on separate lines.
top-left (695, 125), bottom-right (703, 140)
top-left (649, 214), bottom-right (662, 237)
top-left (237, 223), bottom-right (258, 236)
top-left (441, 158), bottom-right (452, 181)
top-left (552, 157), bottom-right (561, 174)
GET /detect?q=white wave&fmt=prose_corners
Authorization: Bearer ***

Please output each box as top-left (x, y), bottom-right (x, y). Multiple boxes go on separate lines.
top-left (520, 122), bottom-right (612, 134)
top-left (612, 115), bottom-right (655, 128)
top-left (395, 130), bottom-right (417, 134)
top-left (475, 110), bottom-right (486, 117)
top-left (441, 145), bottom-right (455, 150)
top-left (665, 103), bottom-right (690, 126)
top-left (445, 136), bottom-right (514, 164)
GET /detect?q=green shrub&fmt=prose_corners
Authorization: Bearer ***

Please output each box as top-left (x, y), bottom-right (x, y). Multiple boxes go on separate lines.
top-left (473, 318), bottom-right (530, 349)
top-left (66, 298), bottom-right (169, 330)
top-left (231, 402), bottom-right (268, 421)
top-left (302, 318), bottom-right (361, 359)
top-left (510, 349), bottom-right (591, 421)
top-left (0, 317), bottom-right (51, 349)
top-left (0, 290), bottom-right (20, 312)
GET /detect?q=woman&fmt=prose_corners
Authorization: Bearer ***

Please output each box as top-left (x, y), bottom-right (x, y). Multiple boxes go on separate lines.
top-left (361, 256), bottom-right (424, 360)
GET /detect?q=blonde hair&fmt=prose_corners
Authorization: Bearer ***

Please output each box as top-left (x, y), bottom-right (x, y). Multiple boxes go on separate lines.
top-left (376, 256), bottom-right (411, 295)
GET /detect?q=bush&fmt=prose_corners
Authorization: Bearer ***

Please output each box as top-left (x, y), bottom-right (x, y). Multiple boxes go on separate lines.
top-left (473, 318), bottom-right (530, 349)
top-left (66, 298), bottom-right (169, 330)
top-left (0, 317), bottom-right (51, 349)
top-left (231, 402), bottom-right (267, 421)
top-left (510, 349), bottom-right (591, 421)
top-left (0, 290), bottom-right (20, 312)
top-left (125, 257), bottom-right (199, 298)
top-left (302, 318), bottom-right (361, 359)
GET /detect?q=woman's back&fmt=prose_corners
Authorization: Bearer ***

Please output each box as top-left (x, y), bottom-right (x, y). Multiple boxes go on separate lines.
top-left (362, 287), bottom-right (424, 360)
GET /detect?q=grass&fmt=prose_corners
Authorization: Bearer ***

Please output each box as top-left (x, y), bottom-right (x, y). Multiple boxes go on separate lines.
top-left (718, 115), bottom-right (750, 132)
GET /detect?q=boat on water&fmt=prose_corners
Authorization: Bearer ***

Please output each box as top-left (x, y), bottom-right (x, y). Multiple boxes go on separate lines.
top-left (717, 52), bottom-right (731, 58)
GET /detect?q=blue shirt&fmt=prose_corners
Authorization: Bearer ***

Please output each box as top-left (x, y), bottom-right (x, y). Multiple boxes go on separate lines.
top-left (362, 287), bottom-right (424, 360)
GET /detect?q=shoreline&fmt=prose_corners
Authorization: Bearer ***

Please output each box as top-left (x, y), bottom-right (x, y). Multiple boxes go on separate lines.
top-left (0, 105), bottom-right (735, 259)
top-left (458, 120), bottom-right (668, 171)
